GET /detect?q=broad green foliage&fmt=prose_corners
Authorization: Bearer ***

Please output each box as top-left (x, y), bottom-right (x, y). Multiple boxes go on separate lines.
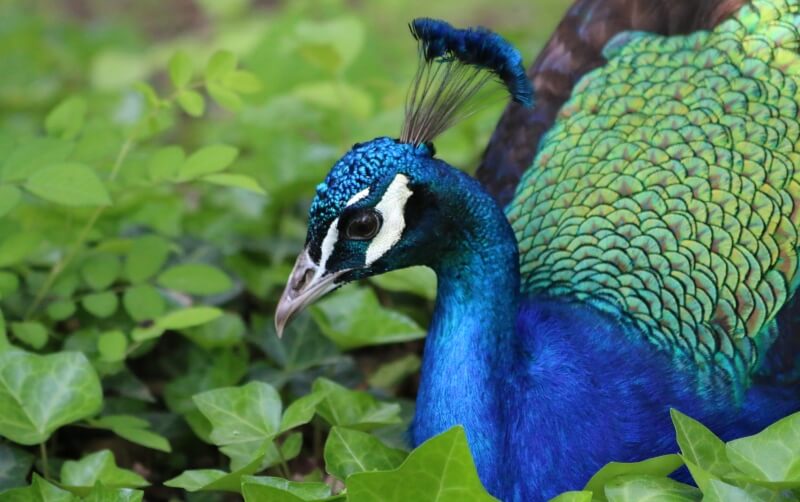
top-left (0, 1), bottom-right (797, 501)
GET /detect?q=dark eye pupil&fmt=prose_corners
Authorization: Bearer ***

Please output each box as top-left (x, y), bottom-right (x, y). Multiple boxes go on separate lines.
top-left (346, 211), bottom-right (380, 240)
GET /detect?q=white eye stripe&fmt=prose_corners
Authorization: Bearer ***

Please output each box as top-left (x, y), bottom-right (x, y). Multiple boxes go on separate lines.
top-left (346, 187), bottom-right (370, 207)
top-left (366, 174), bottom-right (413, 266)
top-left (317, 217), bottom-right (339, 278)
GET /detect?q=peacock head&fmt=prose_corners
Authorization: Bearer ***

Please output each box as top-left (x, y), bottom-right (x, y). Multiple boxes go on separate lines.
top-left (275, 18), bottom-right (532, 336)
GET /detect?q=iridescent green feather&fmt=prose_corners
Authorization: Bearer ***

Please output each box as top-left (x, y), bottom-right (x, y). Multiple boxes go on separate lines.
top-left (507, 0), bottom-right (800, 385)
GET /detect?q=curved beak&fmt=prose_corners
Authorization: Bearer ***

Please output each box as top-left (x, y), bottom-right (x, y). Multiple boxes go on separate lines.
top-left (274, 249), bottom-right (343, 338)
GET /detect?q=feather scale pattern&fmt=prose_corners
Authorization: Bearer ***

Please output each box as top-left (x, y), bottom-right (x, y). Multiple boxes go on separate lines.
top-left (507, 0), bottom-right (800, 387)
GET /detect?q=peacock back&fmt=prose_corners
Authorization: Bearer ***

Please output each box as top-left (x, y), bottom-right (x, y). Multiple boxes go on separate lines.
top-left (504, 0), bottom-right (800, 386)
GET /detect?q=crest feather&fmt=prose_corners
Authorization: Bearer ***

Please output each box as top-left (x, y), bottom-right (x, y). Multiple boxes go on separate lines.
top-left (400, 18), bottom-right (533, 145)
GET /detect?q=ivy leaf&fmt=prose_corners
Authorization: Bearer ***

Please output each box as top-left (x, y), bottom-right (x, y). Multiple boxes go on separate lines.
top-left (82, 292), bottom-right (119, 318)
top-left (670, 409), bottom-right (738, 480)
top-left (583, 454), bottom-right (684, 501)
top-left (241, 475), bottom-right (331, 501)
top-left (602, 475), bottom-right (700, 501)
top-left (87, 415), bottom-right (171, 453)
top-left (0, 473), bottom-right (77, 501)
top-left (549, 492), bottom-right (593, 502)
top-left (164, 444), bottom-right (268, 493)
top-left (312, 378), bottom-right (400, 430)
top-left (0, 350), bottom-right (102, 445)
top-left (369, 266), bottom-right (436, 300)
top-left (61, 450), bottom-right (148, 488)
top-left (157, 263), bottom-right (233, 295)
top-left (0, 186), bottom-right (21, 218)
top-left (0, 442), bottom-right (35, 490)
top-left (324, 426), bottom-right (406, 480)
top-left (279, 390), bottom-right (329, 433)
top-left (168, 51), bottom-right (193, 88)
top-left (193, 381), bottom-right (282, 446)
top-left (24, 162), bottom-right (111, 207)
top-left (310, 285), bottom-right (424, 349)
top-left (82, 486), bottom-right (143, 502)
top-left (346, 426), bottom-right (496, 501)
top-left (725, 411), bottom-right (800, 486)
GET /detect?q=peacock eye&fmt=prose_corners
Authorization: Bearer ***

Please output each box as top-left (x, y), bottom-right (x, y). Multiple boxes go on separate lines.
top-left (345, 210), bottom-right (381, 240)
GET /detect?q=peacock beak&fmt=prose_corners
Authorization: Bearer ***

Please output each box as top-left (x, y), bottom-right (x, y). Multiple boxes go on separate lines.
top-left (274, 249), bottom-right (343, 338)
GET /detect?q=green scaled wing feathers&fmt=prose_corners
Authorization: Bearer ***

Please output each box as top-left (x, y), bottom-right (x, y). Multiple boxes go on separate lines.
top-left (507, 0), bottom-right (800, 385)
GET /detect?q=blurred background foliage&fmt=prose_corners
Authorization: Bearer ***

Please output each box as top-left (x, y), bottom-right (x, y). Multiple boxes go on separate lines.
top-left (0, 0), bottom-right (570, 499)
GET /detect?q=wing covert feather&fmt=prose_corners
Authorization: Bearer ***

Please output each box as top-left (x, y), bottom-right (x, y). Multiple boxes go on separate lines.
top-left (508, 0), bottom-right (800, 385)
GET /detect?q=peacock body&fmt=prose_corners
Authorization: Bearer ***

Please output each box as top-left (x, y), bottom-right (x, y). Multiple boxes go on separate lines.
top-left (276, 1), bottom-right (800, 500)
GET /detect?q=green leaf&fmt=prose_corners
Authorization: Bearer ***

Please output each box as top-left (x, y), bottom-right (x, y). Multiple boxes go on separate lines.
top-left (202, 173), bottom-right (265, 194)
top-left (294, 17), bottom-right (364, 73)
top-left (45, 97), bottom-right (87, 140)
top-left (193, 381), bottom-right (282, 446)
top-left (181, 313), bottom-right (245, 349)
top-left (205, 50), bottom-right (237, 82)
top-left (164, 444), bottom-right (268, 492)
top-left (369, 266), bottom-right (436, 300)
top-left (0, 233), bottom-right (40, 268)
top-left (146, 146), bottom-right (184, 182)
top-left (24, 162), bottom-right (111, 207)
top-left (207, 82), bottom-right (243, 111)
top-left (61, 450), bottom-right (148, 488)
top-left (0, 350), bottom-right (102, 444)
top-left (548, 492), bottom-right (593, 502)
top-left (0, 310), bottom-right (7, 352)
top-left (88, 415), bottom-right (171, 453)
top-left (157, 263), bottom-right (233, 295)
top-left (324, 426), bottom-right (406, 480)
top-left (725, 410), bottom-right (800, 485)
top-left (82, 486), bottom-right (143, 502)
top-left (584, 454), bottom-right (684, 501)
top-left (124, 235), bottom-right (171, 283)
top-left (81, 253), bottom-right (120, 291)
top-left (46, 300), bottom-right (76, 321)
top-left (177, 90), bottom-right (205, 117)
top-left (293, 81), bottom-right (371, 119)
top-left (97, 331), bottom-right (128, 362)
top-left (1, 138), bottom-right (73, 183)
top-left (178, 144), bottom-right (238, 181)
top-left (346, 426), bottom-right (496, 501)
top-left (168, 51), bottom-right (193, 88)
top-left (241, 476), bottom-right (331, 501)
top-left (310, 285), bottom-right (424, 349)
top-left (82, 292), bottom-right (119, 318)
top-left (703, 478), bottom-right (759, 502)
top-left (0, 474), bottom-right (77, 502)
top-left (122, 284), bottom-right (165, 322)
top-left (0, 442), bottom-right (35, 490)
top-left (367, 354), bottom-right (421, 390)
top-left (156, 307), bottom-right (223, 330)
top-left (0, 186), bottom-right (21, 218)
top-left (603, 475), bottom-right (700, 502)
top-left (221, 70), bottom-right (262, 94)
top-left (670, 409), bottom-right (738, 480)
top-left (279, 391), bottom-right (329, 432)
top-left (312, 378), bottom-right (400, 430)
top-left (10, 322), bottom-right (48, 349)
top-left (0, 272), bottom-right (19, 300)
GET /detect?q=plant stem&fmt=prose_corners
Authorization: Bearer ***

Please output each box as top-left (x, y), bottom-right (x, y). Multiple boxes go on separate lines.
top-left (25, 137), bottom-right (134, 319)
top-left (276, 439), bottom-right (292, 479)
top-left (39, 442), bottom-right (49, 480)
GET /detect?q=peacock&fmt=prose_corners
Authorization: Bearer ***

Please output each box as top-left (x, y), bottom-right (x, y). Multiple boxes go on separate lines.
top-left (275, 1), bottom-right (800, 500)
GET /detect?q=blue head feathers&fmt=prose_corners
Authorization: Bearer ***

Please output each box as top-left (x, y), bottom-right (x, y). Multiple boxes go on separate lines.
top-left (400, 18), bottom-right (533, 145)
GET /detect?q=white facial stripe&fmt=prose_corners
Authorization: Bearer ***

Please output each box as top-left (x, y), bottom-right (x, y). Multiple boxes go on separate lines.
top-left (366, 174), bottom-right (413, 266)
top-left (317, 217), bottom-right (339, 278)
top-left (346, 187), bottom-right (370, 207)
